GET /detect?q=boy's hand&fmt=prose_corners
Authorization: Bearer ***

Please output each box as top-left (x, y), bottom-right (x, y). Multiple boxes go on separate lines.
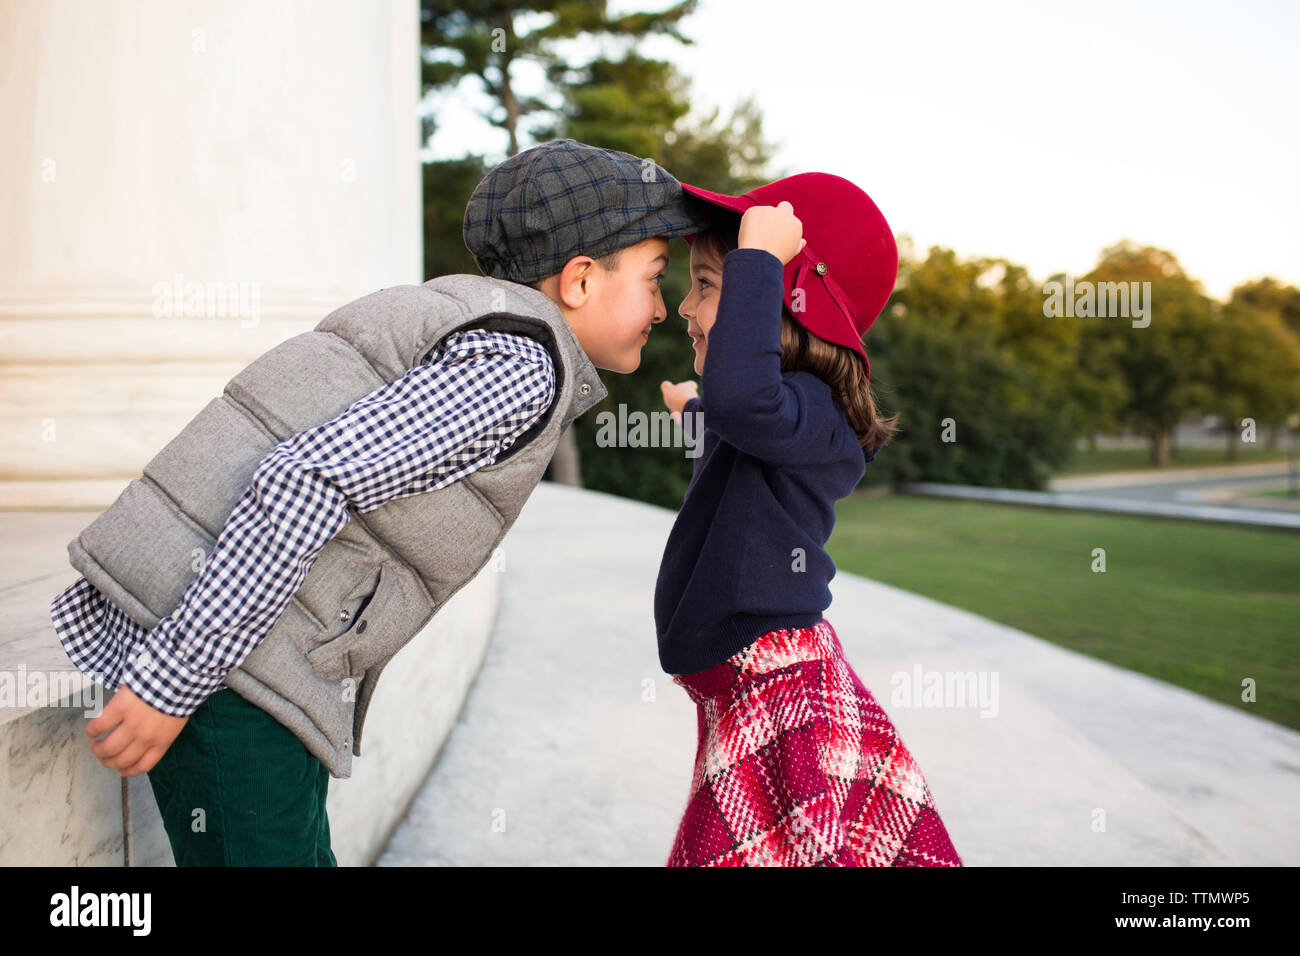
top-left (86, 683), bottom-right (190, 777)
top-left (737, 200), bottom-right (806, 266)
top-left (661, 379), bottom-right (699, 421)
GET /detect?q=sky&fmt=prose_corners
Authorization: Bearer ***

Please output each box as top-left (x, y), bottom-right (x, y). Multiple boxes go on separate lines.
top-left (422, 0), bottom-right (1300, 301)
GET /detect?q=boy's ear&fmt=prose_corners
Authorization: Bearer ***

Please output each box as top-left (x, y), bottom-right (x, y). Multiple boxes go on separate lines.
top-left (544, 255), bottom-right (598, 310)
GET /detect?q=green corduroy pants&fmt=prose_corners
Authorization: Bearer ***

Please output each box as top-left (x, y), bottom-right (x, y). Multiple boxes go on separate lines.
top-left (146, 687), bottom-right (337, 866)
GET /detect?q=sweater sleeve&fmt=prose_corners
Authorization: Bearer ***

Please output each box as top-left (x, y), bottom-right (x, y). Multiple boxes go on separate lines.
top-left (696, 247), bottom-right (847, 466)
top-left (118, 330), bottom-right (555, 717)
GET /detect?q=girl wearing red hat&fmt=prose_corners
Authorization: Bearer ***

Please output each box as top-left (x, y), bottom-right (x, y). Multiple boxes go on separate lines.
top-left (656, 173), bottom-right (963, 867)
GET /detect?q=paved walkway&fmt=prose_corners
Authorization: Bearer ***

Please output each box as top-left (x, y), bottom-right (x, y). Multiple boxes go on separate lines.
top-left (377, 482), bottom-right (1300, 866)
top-left (903, 482), bottom-right (1300, 530)
top-left (1049, 461), bottom-right (1296, 491)
top-left (1051, 463), bottom-right (1300, 511)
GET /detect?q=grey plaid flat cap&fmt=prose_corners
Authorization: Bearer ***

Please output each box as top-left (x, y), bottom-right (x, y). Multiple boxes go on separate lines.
top-left (463, 139), bottom-right (707, 285)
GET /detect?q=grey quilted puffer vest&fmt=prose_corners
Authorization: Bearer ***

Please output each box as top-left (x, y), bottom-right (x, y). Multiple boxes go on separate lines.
top-left (65, 275), bottom-right (607, 777)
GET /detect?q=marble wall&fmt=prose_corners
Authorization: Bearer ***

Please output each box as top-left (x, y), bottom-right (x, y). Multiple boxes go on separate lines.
top-left (0, 0), bottom-right (497, 867)
top-left (1, 566), bottom-right (499, 867)
top-left (0, 0), bottom-right (423, 508)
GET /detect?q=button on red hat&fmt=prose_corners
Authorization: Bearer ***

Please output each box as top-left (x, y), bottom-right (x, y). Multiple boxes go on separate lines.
top-left (680, 172), bottom-right (897, 382)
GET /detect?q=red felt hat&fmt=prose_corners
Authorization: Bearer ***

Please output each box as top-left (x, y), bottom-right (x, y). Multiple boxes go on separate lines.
top-left (679, 172), bottom-right (897, 383)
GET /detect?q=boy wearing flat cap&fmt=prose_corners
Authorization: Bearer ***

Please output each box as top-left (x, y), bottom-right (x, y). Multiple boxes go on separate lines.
top-left (50, 139), bottom-right (705, 866)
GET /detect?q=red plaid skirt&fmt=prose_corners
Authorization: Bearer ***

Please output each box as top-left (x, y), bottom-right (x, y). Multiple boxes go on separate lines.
top-left (666, 619), bottom-right (963, 867)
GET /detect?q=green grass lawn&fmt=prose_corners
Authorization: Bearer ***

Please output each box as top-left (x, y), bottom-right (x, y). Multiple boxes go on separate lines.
top-left (828, 493), bottom-right (1300, 731)
top-left (1056, 445), bottom-right (1296, 476)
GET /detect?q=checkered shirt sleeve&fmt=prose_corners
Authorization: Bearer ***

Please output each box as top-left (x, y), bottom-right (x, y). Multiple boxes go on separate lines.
top-left (49, 329), bottom-right (555, 717)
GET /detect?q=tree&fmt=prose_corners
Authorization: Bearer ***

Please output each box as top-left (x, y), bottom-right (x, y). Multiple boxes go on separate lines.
top-left (1201, 299), bottom-right (1300, 457)
top-left (1231, 277), bottom-right (1300, 341)
top-left (419, 0), bottom-right (697, 155)
top-left (869, 314), bottom-right (1074, 489)
top-left (420, 0), bottom-right (700, 489)
top-left (873, 244), bottom-right (1078, 489)
top-left (1228, 279), bottom-right (1300, 448)
top-left (1078, 242), bottom-right (1216, 466)
top-left (980, 257), bottom-right (1125, 445)
top-left (422, 155), bottom-right (489, 279)
top-left (541, 52), bottom-right (777, 507)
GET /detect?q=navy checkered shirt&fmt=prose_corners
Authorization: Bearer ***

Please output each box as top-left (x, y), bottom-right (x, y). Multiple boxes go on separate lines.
top-left (49, 329), bottom-right (556, 717)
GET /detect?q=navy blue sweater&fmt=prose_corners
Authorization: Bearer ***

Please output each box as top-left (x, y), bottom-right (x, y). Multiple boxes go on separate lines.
top-left (654, 247), bottom-right (869, 676)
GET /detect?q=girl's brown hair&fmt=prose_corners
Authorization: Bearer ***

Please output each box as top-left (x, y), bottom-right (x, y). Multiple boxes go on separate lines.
top-left (691, 220), bottom-right (898, 459)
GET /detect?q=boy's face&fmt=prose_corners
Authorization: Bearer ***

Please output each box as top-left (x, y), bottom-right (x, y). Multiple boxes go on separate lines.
top-left (540, 237), bottom-right (671, 373)
top-left (678, 241), bottom-right (723, 376)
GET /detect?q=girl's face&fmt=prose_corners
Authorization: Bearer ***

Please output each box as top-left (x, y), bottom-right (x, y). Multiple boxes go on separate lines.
top-left (678, 241), bottom-right (724, 376)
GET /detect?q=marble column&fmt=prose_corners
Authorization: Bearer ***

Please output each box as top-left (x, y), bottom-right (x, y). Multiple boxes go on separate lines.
top-left (0, 0), bottom-right (422, 508)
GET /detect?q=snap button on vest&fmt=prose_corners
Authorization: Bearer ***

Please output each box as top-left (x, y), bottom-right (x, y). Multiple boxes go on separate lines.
top-left (579, 382), bottom-right (591, 395)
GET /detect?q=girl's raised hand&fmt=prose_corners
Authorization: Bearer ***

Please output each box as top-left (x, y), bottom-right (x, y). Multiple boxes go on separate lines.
top-left (661, 379), bottom-right (699, 422)
top-left (737, 200), bottom-right (806, 265)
